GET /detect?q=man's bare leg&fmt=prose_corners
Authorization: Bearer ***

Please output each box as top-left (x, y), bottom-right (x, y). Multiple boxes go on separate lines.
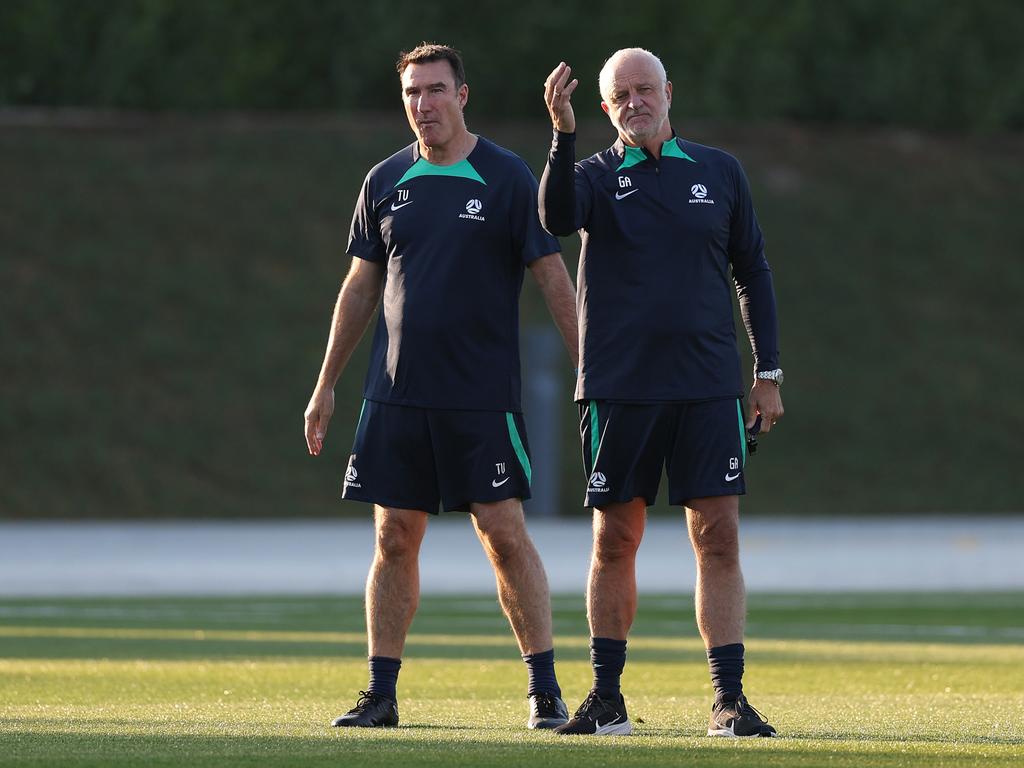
top-left (686, 495), bottom-right (774, 736)
top-left (470, 498), bottom-right (553, 655)
top-left (471, 498), bottom-right (567, 728)
top-left (366, 505), bottom-right (429, 658)
top-left (554, 498), bottom-right (645, 735)
top-left (333, 505), bottom-right (427, 728)
top-left (587, 499), bottom-right (647, 640)
top-left (685, 495), bottom-right (744, 647)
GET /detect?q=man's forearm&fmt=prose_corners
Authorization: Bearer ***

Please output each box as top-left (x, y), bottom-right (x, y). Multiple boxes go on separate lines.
top-left (734, 268), bottom-right (779, 373)
top-left (539, 131), bottom-right (579, 236)
top-left (530, 253), bottom-right (579, 368)
top-left (315, 273), bottom-right (381, 389)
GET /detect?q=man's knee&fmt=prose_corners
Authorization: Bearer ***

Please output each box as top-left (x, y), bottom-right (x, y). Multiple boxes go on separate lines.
top-left (593, 506), bottom-right (644, 564)
top-left (474, 506), bottom-right (528, 563)
top-left (688, 500), bottom-right (740, 563)
top-left (374, 511), bottom-right (426, 561)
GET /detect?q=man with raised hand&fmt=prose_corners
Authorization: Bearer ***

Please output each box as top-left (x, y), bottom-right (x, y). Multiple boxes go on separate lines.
top-left (539, 48), bottom-right (783, 737)
top-left (304, 43), bottom-right (577, 730)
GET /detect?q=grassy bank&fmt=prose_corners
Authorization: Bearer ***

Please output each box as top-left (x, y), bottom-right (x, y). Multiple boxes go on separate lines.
top-left (2, 112), bottom-right (1022, 517)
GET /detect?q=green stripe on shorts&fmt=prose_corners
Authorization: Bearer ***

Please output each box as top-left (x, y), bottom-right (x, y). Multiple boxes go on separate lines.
top-left (736, 399), bottom-right (747, 467)
top-left (590, 400), bottom-right (600, 471)
top-left (506, 412), bottom-right (532, 485)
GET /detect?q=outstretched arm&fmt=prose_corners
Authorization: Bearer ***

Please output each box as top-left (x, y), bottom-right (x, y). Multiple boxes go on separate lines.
top-left (539, 62), bottom-right (590, 235)
top-left (528, 252), bottom-right (579, 369)
top-left (304, 257), bottom-right (384, 455)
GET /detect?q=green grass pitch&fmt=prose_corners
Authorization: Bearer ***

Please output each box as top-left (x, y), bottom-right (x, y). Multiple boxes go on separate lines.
top-left (1, 593), bottom-right (1022, 767)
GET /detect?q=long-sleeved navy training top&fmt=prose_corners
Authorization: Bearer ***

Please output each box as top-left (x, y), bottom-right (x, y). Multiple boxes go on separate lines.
top-left (539, 130), bottom-right (779, 403)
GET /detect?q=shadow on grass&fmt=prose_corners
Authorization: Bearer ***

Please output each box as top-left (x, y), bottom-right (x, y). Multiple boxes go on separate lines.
top-left (1, 731), bottom-right (1021, 768)
top-left (4, 634), bottom-right (1022, 663)
top-left (0, 636), bottom-right (524, 661)
top-left (1, 592), bottom-right (1022, 661)
top-left (2, 593), bottom-right (1022, 639)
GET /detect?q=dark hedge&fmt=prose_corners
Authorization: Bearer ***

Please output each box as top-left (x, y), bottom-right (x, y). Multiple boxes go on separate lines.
top-left (2, 0), bottom-right (1022, 130)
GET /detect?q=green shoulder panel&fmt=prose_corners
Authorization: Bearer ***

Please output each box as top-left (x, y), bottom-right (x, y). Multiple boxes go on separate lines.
top-left (615, 145), bottom-right (647, 172)
top-left (615, 138), bottom-right (696, 171)
top-left (661, 137), bottom-right (697, 163)
top-left (394, 157), bottom-right (486, 188)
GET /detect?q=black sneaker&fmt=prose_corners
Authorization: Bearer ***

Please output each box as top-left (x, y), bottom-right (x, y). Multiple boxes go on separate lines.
top-left (331, 690), bottom-right (399, 728)
top-left (527, 692), bottom-right (569, 729)
top-left (707, 694), bottom-right (776, 737)
top-left (553, 690), bottom-right (632, 735)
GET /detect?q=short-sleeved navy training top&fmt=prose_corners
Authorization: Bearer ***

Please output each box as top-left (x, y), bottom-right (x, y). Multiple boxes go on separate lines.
top-left (540, 131), bottom-right (779, 403)
top-left (347, 136), bottom-right (559, 412)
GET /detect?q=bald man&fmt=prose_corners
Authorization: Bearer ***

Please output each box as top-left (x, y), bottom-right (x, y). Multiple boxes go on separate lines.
top-left (539, 48), bottom-right (782, 737)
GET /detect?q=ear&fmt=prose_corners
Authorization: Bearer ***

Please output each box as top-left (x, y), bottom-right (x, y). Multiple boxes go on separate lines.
top-left (665, 80), bottom-right (673, 107)
top-left (600, 101), bottom-right (610, 115)
top-left (458, 83), bottom-right (469, 109)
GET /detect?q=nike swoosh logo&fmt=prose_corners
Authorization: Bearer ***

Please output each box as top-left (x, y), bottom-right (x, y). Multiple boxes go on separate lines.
top-left (614, 189), bottom-right (638, 200)
top-left (390, 200), bottom-right (414, 211)
top-left (725, 472), bottom-right (741, 482)
top-left (593, 714), bottom-right (631, 735)
top-left (492, 477), bottom-right (510, 487)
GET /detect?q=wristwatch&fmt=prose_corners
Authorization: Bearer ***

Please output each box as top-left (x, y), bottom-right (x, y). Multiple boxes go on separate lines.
top-left (756, 368), bottom-right (784, 386)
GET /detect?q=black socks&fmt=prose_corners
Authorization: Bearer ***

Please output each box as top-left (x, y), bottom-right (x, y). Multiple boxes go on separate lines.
top-left (590, 636), bottom-right (627, 697)
top-left (522, 648), bottom-right (561, 697)
top-left (367, 655), bottom-right (402, 701)
top-left (707, 642), bottom-right (745, 702)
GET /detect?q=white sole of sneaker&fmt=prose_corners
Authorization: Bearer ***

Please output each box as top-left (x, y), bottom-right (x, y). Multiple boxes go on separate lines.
top-left (707, 726), bottom-right (776, 737)
top-left (594, 719), bottom-right (633, 736)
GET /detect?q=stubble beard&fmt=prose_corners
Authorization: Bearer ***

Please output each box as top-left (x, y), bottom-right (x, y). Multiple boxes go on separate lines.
top-left (620, 107), bottom-right (668, 145)
top-left (419, 109), bottom-right (466, 150)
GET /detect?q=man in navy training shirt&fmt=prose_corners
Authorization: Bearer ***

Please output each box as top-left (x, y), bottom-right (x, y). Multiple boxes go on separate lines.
top-left (304, 43), bottom-right (578, 730)
top-left (539, 48), bottom-right (784, 737)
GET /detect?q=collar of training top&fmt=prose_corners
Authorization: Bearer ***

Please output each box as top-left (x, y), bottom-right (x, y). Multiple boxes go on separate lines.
top-left (614, 130), bottom-right (697, 171)
top-left (398, 139), bottom-right (487, 187)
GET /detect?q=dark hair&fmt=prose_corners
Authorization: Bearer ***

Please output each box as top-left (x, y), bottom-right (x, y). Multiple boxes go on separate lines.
top-left (396, 43), bottom-right (466, 88)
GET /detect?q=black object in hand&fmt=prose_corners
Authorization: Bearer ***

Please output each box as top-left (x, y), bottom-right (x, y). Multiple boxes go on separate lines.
top-left (746, 414), bottom-right (761, 455)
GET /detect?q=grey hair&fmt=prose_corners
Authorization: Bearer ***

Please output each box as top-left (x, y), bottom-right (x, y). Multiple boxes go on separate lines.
top-left (598, 48), bottom-right (667, 101)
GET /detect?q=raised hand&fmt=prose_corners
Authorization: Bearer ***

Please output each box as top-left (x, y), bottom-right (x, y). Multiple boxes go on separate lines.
top-left (544, 62), bottom-right (579, 134)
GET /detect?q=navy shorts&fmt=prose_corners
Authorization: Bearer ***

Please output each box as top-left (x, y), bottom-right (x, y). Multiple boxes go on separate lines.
top-left (579, 398), bottom-right (748, 508)
top-left (341, 399), bottom-right (533, 513)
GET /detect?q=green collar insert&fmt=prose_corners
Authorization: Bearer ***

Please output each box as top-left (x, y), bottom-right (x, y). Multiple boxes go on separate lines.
top-left (616, 145), bottom-right (648, 171)
top-left (616, 137), bottom-right (696, 171)
top-left (662, 138), bottom-right (697, 163)
top-left (394, 157), bottom-right (486, 188)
